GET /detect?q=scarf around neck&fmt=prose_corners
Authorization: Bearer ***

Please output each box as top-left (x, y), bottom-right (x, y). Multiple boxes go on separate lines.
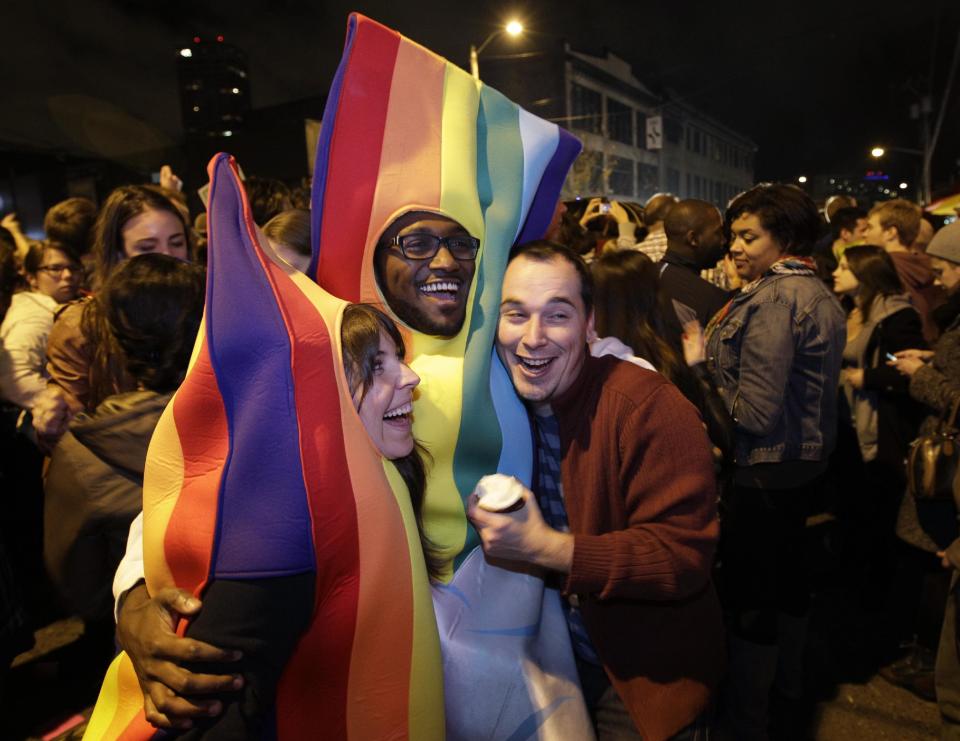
top-left (705, 256), bottom-right (817, 339)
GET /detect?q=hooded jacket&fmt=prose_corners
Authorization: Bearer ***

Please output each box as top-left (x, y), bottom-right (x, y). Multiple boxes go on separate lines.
top-left (890, 251), bottom-right (946, 344)
top-left (43, 390), bottom-right (169, 620)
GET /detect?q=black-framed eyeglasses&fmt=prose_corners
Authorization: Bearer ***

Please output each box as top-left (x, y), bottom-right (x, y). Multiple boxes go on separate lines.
top-left (37, 263), bottom-right (81, 276)
top-left (389, 233), bottom-right (480, 261)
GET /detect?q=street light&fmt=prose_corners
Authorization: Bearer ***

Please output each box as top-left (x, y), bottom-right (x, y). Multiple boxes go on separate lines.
top-left (870, 144), bottom-right (927, 202)
top-left (899, 182), bottom-right (909, 190)
top-left (797, 175), bottom-right (808, 184)
top-left (470, 19), bottom-right (524, 80)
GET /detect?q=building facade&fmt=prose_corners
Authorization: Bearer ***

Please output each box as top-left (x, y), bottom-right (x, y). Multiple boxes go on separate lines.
top-left (482, 43), bottom-right (756, 207)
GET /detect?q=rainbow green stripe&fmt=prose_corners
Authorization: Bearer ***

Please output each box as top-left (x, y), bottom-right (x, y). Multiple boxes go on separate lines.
top-left (311, 13), bottom-right (581, 572)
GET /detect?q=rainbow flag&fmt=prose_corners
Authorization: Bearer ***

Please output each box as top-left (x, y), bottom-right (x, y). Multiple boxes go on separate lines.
top-left (84, 154), bottom-right (443, 739)
top-left (310, 12), bottom-right (581, 571)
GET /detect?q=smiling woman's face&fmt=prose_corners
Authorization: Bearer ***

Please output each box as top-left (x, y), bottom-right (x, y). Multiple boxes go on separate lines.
top-left (728, 212), bottom-right (786, 282)
top-left (353, 331), bottom-right (420, 460)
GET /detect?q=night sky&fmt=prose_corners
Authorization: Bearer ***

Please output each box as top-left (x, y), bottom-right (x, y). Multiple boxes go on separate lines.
top-left (7, 0), bottom-right (960, 192)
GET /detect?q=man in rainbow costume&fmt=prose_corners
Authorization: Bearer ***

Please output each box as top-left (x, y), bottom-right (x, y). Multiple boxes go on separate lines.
top-left (84, 14), bottom-right (592, 740)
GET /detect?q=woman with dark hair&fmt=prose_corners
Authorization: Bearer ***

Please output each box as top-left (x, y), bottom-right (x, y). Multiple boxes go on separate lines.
top-left (107, 302), bottom-right (439, 738)
top-left (35, 185), bottom-right (194, 445)
top-left (340, 303), bottom-right (439, 580)
top-left (834, 246), bottom-right (925, 474)
top-left (91, 185), bottom-right (191, 288)
top-left (44, 197), bottom-right (98, 260)
top-left (693, 183), bottom-right (846, 738)
top-left (833, 246), bottom-right (926, 613)
top-left (43, 254), bottom-right (205, 621)
top-left (0, 241), bottom-right (82, 411)
top-left (0, 240), bottom-right (82, 655)
top-left (592, 249), bottom-right (734, 466)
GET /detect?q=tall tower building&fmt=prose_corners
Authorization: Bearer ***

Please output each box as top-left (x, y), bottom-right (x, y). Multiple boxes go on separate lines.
top-left (177, 35), bottom-right (252, 139)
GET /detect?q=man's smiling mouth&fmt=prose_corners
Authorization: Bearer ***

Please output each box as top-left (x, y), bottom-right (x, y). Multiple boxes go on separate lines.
top-left (419, 280), bottom-right (462, 301)
top-left (517, 356), bottom-right (555, 374)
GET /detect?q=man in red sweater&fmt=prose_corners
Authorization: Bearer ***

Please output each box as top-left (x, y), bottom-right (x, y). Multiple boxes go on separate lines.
top-left (468, 241), bottom-right (724, 741)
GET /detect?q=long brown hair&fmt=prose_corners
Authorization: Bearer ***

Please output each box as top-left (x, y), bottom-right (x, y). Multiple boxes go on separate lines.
top-left (591, 250), bottom-right (684, 384)
top-left (341, 303), bottom-right (442, 580)
top-left (91, 185), bottom-right (192, 288)
top-left (844, 244), bottom-right (905, 321)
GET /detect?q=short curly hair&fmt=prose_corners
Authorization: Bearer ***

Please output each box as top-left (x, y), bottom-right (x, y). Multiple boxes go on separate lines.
top-left (726, 183), bottom-right (821, 256)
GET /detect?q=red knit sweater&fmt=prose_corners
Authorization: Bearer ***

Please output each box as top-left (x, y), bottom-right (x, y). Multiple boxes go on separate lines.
top-left (551, 354), bottom-right (724, 741)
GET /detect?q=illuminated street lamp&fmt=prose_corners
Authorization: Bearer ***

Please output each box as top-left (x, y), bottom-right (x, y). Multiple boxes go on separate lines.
top-left (470, 19), bottom-right (524, 80)
top-left (797, 175), bottom-right (808, 184)
top-left (870, 144), bottom-right (927, 202)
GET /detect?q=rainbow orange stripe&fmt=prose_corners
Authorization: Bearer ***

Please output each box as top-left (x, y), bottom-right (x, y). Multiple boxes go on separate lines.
top-left (310, 14), bottom-right (581, 571)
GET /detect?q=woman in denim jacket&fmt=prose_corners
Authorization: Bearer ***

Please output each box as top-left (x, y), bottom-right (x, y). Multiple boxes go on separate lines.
top-left (690, 184), bottom-right (845, 739)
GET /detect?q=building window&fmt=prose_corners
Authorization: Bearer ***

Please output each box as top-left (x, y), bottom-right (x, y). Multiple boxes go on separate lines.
top-left (571, 83), bottom-right (602, 135)
top-left (606, 98), bottom-right (633, 146)
top-left (609, 156), bottom-right (634, 196)
top-left (664, 118), bottom-right (683, 144)
top-left (667, 167), bottom-right (680, 194)
top-left (635, 112), bottom-right (647, 149)
top-left (637, 162), bottom-right (659, 200)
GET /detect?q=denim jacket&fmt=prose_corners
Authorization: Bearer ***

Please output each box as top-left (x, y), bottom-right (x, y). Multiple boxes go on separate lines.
top-left (705, 273), bottom-right (846, 466)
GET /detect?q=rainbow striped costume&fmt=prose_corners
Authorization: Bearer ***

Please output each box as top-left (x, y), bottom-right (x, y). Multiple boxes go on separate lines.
top-left (87, 13), bottom-right (585, 740)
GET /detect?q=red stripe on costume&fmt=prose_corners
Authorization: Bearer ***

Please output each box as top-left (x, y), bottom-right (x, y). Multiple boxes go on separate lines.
top-left (163, 342), bottom-right (228, 595)
top-left (115, 715), bottom-right (159, 741)
top-left (358, 35), bottom-right (446, 308)
top-left (261, 261), bottom-right (362, 738)
top-left (316, 19), bottom-right (400, 302)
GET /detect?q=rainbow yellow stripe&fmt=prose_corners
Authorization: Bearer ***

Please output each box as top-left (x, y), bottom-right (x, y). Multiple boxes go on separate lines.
top-left (310, 13), bottom-right (581, 573)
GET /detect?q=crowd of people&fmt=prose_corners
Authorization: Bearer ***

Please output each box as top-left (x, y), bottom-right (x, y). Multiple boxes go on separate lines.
top-left (1, 160), bottom-right (958, 740)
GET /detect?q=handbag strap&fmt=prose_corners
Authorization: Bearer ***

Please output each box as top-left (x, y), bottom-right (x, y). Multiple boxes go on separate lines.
top-left (939, 394), bottom-right (960, 432)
